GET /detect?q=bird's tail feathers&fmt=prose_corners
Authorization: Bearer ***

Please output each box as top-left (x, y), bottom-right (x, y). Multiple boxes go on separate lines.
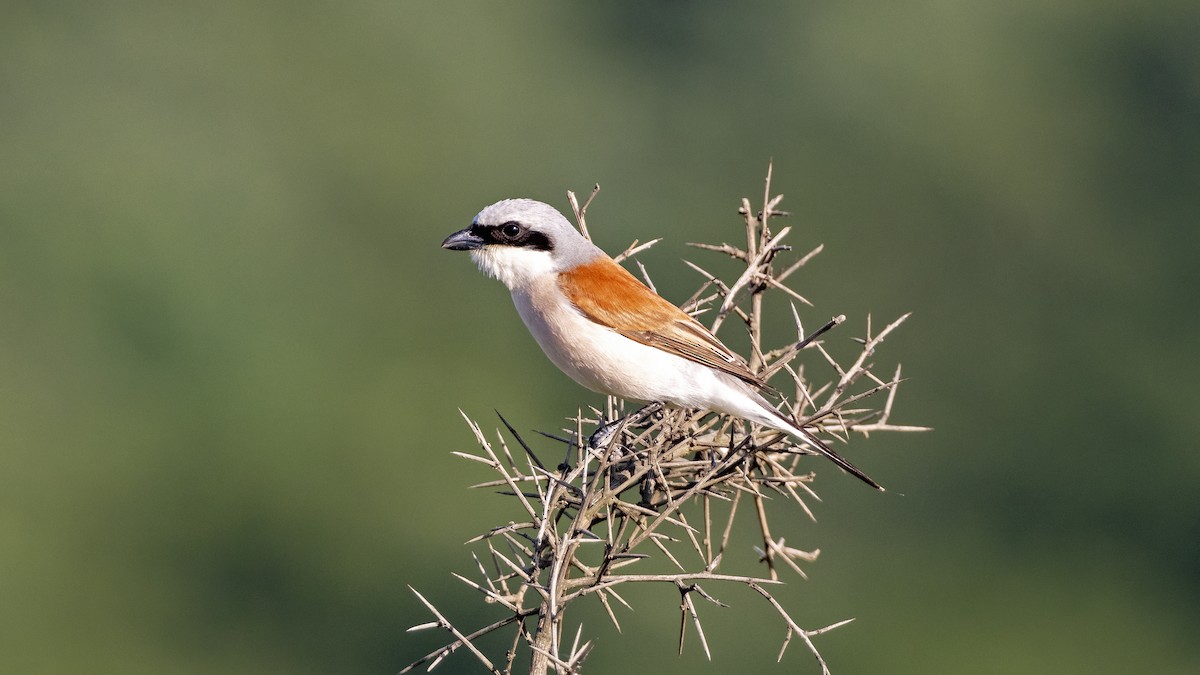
top-left (755, 403), bottom-right (884, 491)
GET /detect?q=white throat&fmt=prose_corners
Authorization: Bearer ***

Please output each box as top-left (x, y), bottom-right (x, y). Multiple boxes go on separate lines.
top-left (471, 245), bottom-right (557, 290)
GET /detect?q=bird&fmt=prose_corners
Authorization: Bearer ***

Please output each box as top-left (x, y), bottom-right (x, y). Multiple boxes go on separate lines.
top-left (442, 198), bottom-right (882, 490)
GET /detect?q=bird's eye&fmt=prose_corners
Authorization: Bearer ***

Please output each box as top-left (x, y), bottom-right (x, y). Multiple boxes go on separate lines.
top-left (501, 222), bottom-right (522, 238)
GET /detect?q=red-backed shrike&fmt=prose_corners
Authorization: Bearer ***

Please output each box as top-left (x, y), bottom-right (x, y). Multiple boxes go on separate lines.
top-left (442, 199), bottom-right (882, 490)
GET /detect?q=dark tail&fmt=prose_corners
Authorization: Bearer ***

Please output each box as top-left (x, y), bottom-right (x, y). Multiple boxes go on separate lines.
top-left (741, 390), bottom-right (885, 491)
top-left (790, 423), bottom-right (884, 491)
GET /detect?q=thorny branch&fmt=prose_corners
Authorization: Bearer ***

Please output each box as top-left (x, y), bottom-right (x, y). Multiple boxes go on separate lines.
top-left (403, 165), bottom-right (928, 674)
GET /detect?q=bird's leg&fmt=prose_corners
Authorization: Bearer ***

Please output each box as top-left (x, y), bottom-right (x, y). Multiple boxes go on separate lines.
top-left (628, 401), bottom-right (665, 429)
top-left (588, 402), bottom-right (663, 449)
top-left (590, 403), bottom-right (663, 496)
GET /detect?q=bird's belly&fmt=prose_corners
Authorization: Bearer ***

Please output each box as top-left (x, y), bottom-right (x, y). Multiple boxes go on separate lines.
top-left (512, 286), bottom-right (711, 404)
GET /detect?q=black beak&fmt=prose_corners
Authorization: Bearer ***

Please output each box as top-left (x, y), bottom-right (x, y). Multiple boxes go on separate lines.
top-left (441, 227), bottom-right (484, 251)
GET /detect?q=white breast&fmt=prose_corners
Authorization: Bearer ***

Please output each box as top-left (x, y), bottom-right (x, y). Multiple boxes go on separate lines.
top-left (509, 276), bottom-right (755, 416)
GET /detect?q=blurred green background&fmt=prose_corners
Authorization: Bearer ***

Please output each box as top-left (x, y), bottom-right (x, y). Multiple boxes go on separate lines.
top-left (3, 2), bottom-right (1198, 673)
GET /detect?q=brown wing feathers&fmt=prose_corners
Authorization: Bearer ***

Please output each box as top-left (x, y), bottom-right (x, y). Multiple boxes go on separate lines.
top-left (558, 258), bottom-right (766, 387)
top-left (557, 257), bottom-right (884, 490)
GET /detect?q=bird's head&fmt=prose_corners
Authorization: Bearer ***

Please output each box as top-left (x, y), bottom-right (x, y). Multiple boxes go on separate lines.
top-left (442, 199), bottom-right (604, 290)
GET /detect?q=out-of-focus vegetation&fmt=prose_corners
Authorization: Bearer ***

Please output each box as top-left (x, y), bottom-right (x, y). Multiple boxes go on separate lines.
top-left (2, 2), bottom-right (1197, 673)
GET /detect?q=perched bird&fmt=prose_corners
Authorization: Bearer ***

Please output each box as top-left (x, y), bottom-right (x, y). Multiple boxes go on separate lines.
top-left (442, 199), bottom-right (882, 490)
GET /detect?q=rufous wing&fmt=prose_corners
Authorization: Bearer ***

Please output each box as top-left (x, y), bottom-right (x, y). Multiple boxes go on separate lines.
top-left (558, 257), bottom-right (766, 388)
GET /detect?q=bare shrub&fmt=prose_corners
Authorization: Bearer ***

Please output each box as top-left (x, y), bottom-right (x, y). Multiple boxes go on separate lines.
top-left (403, 166), bottom-right (927, 674)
